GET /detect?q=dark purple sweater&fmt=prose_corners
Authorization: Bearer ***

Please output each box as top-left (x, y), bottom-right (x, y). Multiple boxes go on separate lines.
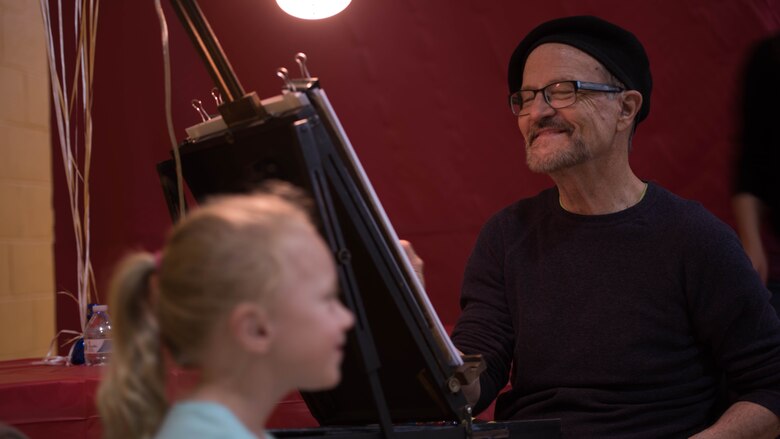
top-left (452, 182), bottom-right (780, 438)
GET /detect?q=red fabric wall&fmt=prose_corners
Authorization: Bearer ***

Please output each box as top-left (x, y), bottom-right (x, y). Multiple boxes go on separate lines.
top-left (53, 0), bottom-right (780, 342)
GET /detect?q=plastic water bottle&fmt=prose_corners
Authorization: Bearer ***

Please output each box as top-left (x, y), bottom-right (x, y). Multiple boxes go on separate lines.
top-left (84, 305), bottom-right (112, 366)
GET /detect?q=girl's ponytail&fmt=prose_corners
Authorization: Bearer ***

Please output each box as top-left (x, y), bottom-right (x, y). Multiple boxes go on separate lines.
top-left (97, 253), bottom-right (167, 439)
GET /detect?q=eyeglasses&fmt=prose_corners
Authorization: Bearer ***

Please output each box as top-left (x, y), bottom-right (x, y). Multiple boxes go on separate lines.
top-left (509, 80), bottom-right (624, 116)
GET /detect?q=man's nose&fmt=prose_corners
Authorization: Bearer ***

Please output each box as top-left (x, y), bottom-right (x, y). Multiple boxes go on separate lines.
top-left (526, 92), bottom-right (556, 120)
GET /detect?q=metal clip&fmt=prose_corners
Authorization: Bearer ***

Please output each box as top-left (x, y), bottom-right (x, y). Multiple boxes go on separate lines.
top-left (191, 99), bottom-right (210, 122)
top-left (210, 87), bottom-right (223, 106)
top-left (276, 67), bottom-right (294, 91)
top-left (295, 52), bottom-right (312, 78)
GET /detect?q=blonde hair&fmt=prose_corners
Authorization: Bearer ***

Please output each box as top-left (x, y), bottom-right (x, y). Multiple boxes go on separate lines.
top-left (97, 187), bottom-right (315, 439)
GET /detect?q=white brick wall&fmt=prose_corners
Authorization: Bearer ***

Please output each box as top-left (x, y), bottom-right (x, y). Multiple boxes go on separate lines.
top-left (0, 0), bottom-right (55, 360)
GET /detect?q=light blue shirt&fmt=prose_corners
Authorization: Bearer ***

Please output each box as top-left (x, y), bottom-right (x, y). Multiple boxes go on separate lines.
top-left (155, 401), bottom-right (274, 439)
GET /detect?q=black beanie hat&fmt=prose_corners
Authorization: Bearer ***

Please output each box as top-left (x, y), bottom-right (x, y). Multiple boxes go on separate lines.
top-left (507, 15), bottom-right (652, 123)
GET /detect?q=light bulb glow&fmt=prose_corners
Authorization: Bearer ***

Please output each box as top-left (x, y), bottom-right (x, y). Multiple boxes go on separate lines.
top-left (276, 0), bottom-right (352, 20)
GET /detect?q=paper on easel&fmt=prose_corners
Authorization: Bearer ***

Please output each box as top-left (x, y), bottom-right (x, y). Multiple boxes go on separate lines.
top-left (307, 88), bottom-right (463, 367)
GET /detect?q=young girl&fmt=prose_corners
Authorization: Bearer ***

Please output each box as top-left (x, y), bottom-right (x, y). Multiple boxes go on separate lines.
top-left (97, 187), bottom-right (354, 439)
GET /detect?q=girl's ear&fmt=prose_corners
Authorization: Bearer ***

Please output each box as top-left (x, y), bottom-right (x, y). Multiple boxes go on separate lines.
top-left (229, 302), bottom-right (273, 354)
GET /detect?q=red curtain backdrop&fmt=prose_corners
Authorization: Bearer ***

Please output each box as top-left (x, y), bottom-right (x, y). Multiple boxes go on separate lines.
top-left (52, 0), bottom-right (780, 344)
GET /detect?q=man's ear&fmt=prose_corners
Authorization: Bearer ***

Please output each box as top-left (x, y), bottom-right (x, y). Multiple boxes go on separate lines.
top-left (229, 302), bottom-right (273, 354)
top-left (617, 90), bottom-right (642, 131)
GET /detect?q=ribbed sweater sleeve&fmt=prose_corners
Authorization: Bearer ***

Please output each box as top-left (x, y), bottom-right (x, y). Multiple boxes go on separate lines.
top-left (451, 214), bottom-right (514, 413)
top-left (678, 197), bottom-right (780, 416)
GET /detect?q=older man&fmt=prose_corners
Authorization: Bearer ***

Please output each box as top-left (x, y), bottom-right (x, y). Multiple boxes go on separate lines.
top-left (444, 16), bottom-right (780, 438)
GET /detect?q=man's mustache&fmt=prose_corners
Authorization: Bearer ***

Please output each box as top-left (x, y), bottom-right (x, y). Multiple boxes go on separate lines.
top-left (528, 117), bottom-right (574, 144)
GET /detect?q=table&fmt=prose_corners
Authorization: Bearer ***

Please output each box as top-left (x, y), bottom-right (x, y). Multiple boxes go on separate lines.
top-left (0, 359), bottom-right (318, 439)
top-left (0, 359), bottom-right (498, 439)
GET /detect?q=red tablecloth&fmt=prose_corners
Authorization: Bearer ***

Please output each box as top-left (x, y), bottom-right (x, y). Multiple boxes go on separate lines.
top-left (0, 359), bottom-right (103, 439)
top-left (0, 359), bottom-right (318, 439)
top-left (0, 358), bottom-right (495, 439)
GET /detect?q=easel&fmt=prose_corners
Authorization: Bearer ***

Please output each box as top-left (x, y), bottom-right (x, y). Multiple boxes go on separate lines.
top-left (157, 2), bottom-right (557, 437)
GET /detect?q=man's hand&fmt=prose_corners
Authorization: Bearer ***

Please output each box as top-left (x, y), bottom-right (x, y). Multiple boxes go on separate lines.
top-left (455, 348), bottom-right (482, 407)
top-left (400, 240), bottom-right (425, 287)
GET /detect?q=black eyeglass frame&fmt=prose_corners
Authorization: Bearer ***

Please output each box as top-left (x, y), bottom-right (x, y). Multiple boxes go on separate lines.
top-left (508, 80), bottom-right (625, 116)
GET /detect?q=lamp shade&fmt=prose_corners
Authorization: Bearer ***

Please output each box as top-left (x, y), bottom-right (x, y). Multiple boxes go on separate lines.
top-left (276, 0), bottom-right (351, 20)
